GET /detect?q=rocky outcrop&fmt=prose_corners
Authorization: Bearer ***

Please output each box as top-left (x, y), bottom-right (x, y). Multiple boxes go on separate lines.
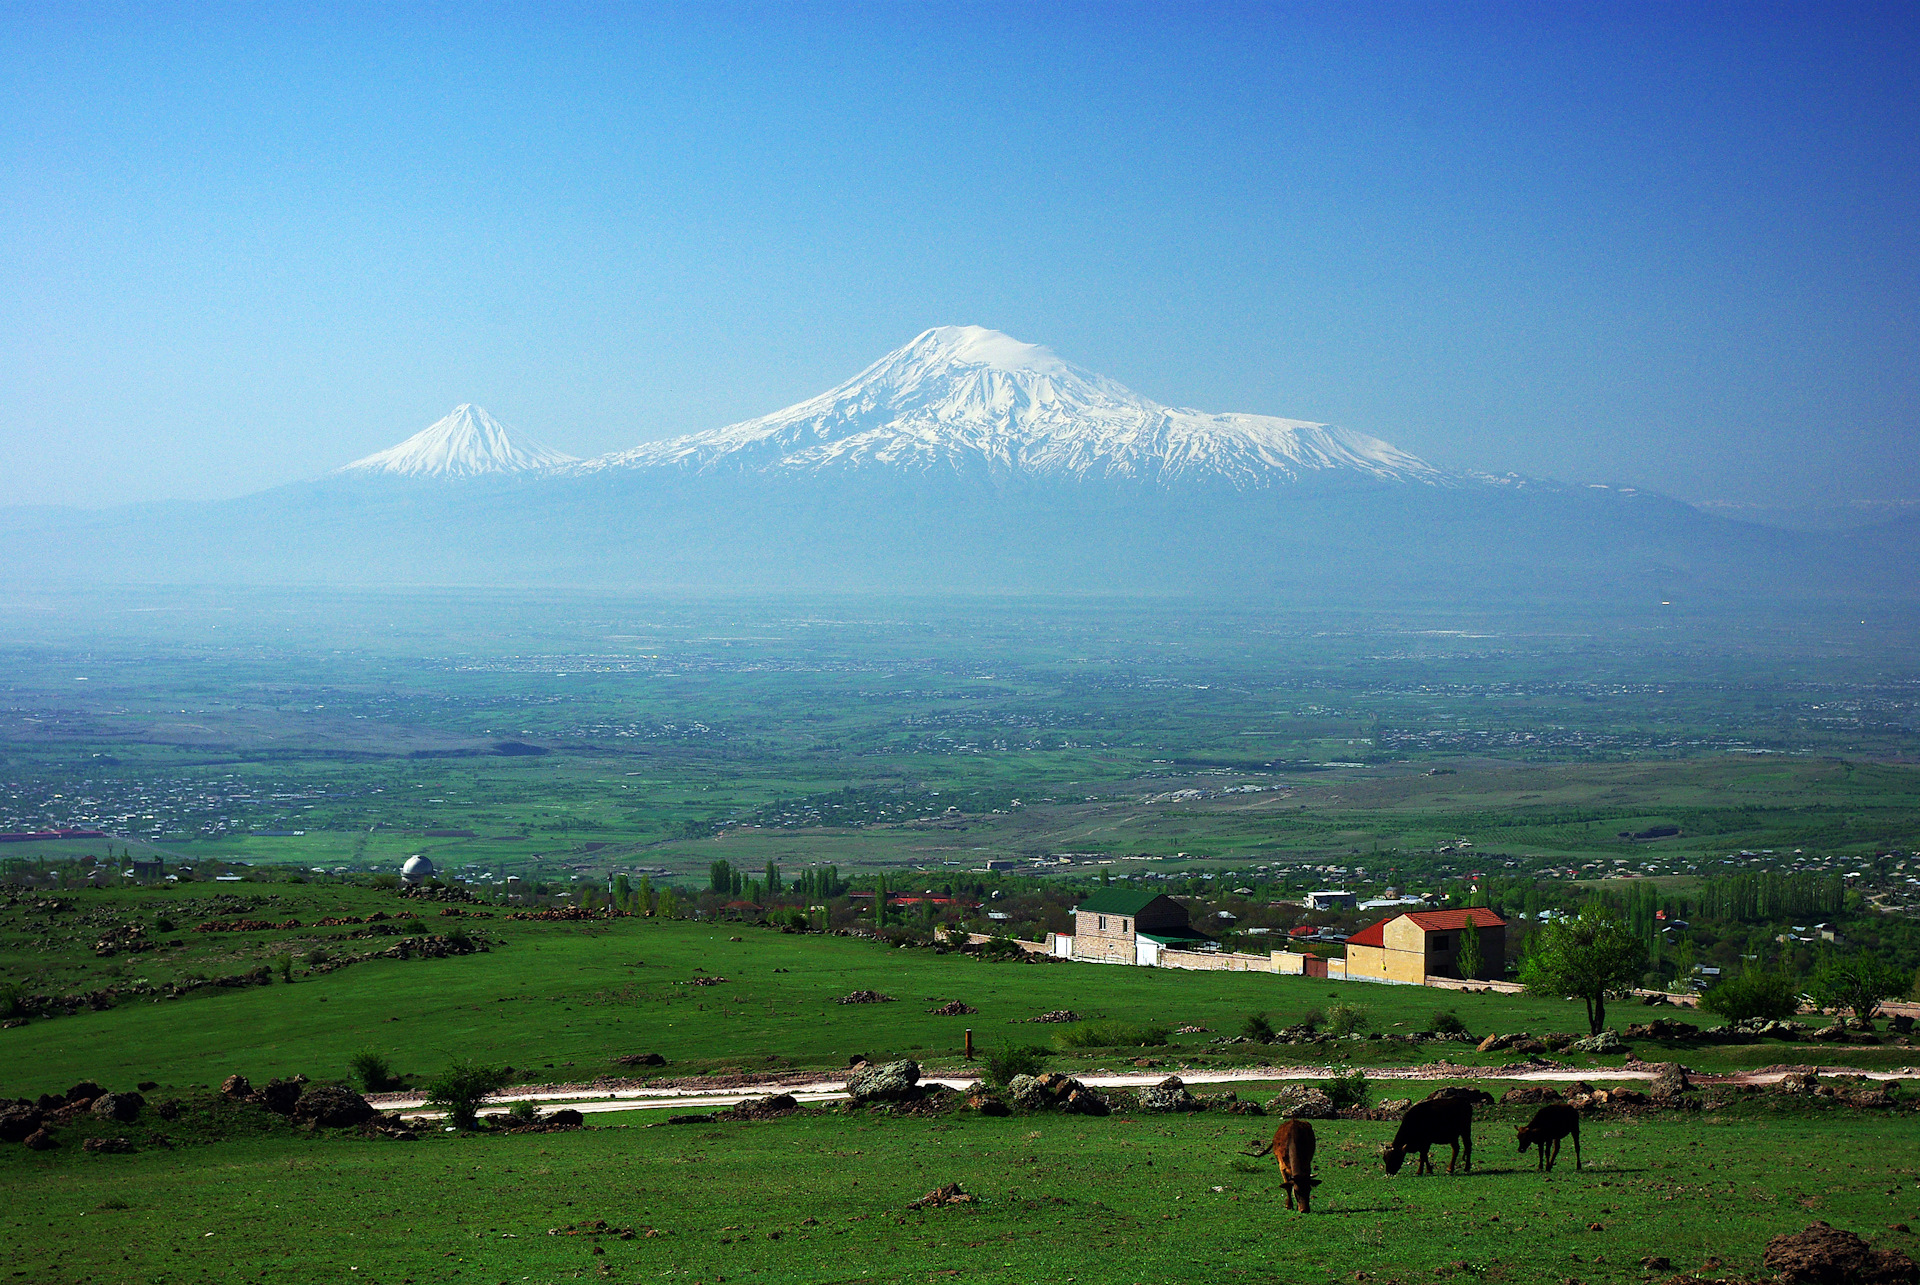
top-left (1568, 1030), bottom-right (1626, 1055)
top-left (0, 1105), bottom-right (44, 1142)
top-left (292, 1085), bottom-right (375, 1128)
top-left (1500, 1086), bottom-right (1563, 1106)
top-left (82, 1136), bottom-right (134, 1154)
top-left (1265, 1085), bottom-right (1336, 1119)
top-left (1008, 1072), bottom-right (1108, 1115)
top-left (89, 1092), bottom-right (144, 1123)
top-left (1648, 1063), bottom-right (1692, 1101)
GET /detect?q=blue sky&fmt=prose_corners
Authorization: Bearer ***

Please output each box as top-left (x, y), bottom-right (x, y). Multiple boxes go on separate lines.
top-left (3, 2), bottom-right (1915, 507)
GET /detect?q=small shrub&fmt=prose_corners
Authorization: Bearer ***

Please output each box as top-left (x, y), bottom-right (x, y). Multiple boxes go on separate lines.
top-left (1425, 1009), bottom-right (1468, 1036)
top-left (402, 919), bottom-right (426, 935)
top-left (424, 1060), bottom-right (513, 1130)
top-left (349, 1051), bottom-right (398, 1093)
top-left (445, 927), bottom-right (473, 951)
top-left (1056, 1020), bottom-right (1171, 1049)
top-left (1241, 1012), bottom-right (1276, 1042)
top-left (1324, 1002), bottom-right (1372, 1037)
top-left (0, 983), bottom-right (21, 1020)
top-left (304, 947), bottom-right (331, 968)
top-left (1324, 1067), bottom-right (1370, 1111)
top-left (1298, 1008), bottom-right (1325, 1033)
top-left (507, 1099), bottom-right (539, 1124)
top-left (1700, 970), bottom-right (1801, 1022)
top-left (979, 935), bottom-right (1024, 961)
top-left (370, 874), bottom-right (400, 890)
top-left (271, 953), bottom-right (293, 983)
top-left (940, 923), bottom-right (971, 949)
top-left (985, 1045), bottom-right (1048, 1085)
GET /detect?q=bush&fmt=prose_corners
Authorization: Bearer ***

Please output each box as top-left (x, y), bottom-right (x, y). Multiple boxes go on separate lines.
top-left (424, 1060), bottom-right (513, 1130)
top-left (304, 947), bottom-right (330, 968)
top-left (1241, 1012), bottom-right (1276, 1042)
top-left (445, 926), bottom-right (473, 951)
top-left (1298, 1008), bottom-right (1325, 1033)
top-left (370, 874), bottom-right (400, 890)
top-left (984, 1045), bottom-right (1049, 1086)
top-left (1056, 1020), bottom-right (1171, 1049)
top-left (1425, 1009), bottom-right (1468, 1036)
top-left (1324, 1068), bottom-right (1370, 1110)
top-left (0, 983), bottom-right (20, 1020)
top-left (1324, 1002), bottom-right (1372, 1037)
top-left (507, 1099), bottom-right (539, 1125)
top-left (1700, 970), bottom-right (1801, 1022)
top-left (348, 1051), bottom-right (399, 1093)
top-left (402, 919), bottom-right (426, 935)
top-left (271, 953), bottom-right (293, 983)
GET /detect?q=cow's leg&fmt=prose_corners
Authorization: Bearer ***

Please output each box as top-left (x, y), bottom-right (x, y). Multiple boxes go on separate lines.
top-left (1572, 1126), bottom-right (1581, 1172)
top-left (1446, 1139), bottom-right (1459, 1175)
top-left (1544, 1138), bottom-right (1558, 1172)
top-left (1462, 1127), bottom-right (1473, 1173)
top-left (1282, 1169), bottom-right (1296, 1210)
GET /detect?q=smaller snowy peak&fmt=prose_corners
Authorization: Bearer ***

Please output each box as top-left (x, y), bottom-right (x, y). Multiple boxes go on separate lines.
top-left (340, 405), bottom-right (577, 478)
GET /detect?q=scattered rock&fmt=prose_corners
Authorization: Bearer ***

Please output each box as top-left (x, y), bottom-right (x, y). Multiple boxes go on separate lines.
top-left (1027, 1010), bottom-right (1080, 1024)
top-left (259, 1077), bottom-right (307, 1115)
top-left (1476, 1032), bottom-right (1516, 1053)
top-left (963, 1089), bottom-right (1010, 1117)
top-left (155, 1099), bottom-right (181, 1122)
top-left (1776, 1071), bottom-right (1820, 1095)
top-left (1624, 1019), bottom-right (1700, 1040)
top-left (1376, 1098), bottom-right (1412, 1118)
top-left (717, 1094), bottom-right (800, 1122)
top-left (1008, 1072), bottom-right (1108, 1115)
top-left (1423, 1087), bottom-right (1496, 1107)
top-left (1649, 1064), bottom-right (1693, 1101)
top-left (293, 1085), bottom-right (375, 1129)
top-left (847, 1059), bottom-right (922, 1103)
top-left (64, 1080), bottom-right (104, 1104)
top-left (90, 1092), bottom-right (144, 1122)
top-left (1501, 1086), bottom-right (1563, 1106)
top-left (219, 1074), bottom-right (252, 1099)
top-left (1763, 1221), bottom-right (1919, 1284)
top-left (1640, 1256), bottom-right (1671, 1271)
top-left (907, 1182), bottom-right (974, 1210)
top-left (23, 1128), bottom-right (55, 1151)
top-left (836, 991), bottom-right (895, 1005)
top-left (926, 1000), bottom-right (977, 1016)
top-left (1568, 1031), bottom-right (1626, 1055)
top-left (1813, 1024), bottom-right (1850, 1043)
top-left (82, 1136), bottom-right (134, 1154)
top-left (613, 1053), bottom-right (668, 1068)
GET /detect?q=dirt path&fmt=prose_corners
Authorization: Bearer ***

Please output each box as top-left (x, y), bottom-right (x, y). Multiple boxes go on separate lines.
top-left (377, 1061), bottom-right (1918, 1121)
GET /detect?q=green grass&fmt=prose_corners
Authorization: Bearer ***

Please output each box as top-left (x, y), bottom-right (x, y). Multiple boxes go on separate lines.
top-left (2, 1094), bottom-right (1916, 1284)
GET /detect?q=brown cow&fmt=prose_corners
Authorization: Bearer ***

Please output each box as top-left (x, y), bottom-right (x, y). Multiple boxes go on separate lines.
top-left (1516, 1103), bottom-right (1581, 1172)
top-left (1253, 1119), bottom-right (1321, 1212)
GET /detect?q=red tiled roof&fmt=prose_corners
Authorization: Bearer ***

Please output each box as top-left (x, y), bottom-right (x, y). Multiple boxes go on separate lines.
top-left (1346, 918), bottom-right (1390, 948)
top-left (1403, 908), bottom-right (1506, 932)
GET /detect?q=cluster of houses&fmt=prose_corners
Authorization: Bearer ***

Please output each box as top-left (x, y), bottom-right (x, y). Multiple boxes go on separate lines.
top-left (1050, 888), bottom-right (1507, 986)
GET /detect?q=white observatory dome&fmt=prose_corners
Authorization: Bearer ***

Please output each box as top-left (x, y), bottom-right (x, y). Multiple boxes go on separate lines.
top-left (401, 854), bottom-right (436, 884)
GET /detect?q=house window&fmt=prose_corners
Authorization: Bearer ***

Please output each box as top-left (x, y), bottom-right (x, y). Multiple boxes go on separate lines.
top-left (1098, 916), bottom-right (1107, 931)
top-left (1122, 919), bottom-right (1129, 932)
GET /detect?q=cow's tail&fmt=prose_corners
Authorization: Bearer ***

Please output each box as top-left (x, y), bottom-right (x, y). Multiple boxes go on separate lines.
top-left (1246, 1140), bottom-right (1274, 1158)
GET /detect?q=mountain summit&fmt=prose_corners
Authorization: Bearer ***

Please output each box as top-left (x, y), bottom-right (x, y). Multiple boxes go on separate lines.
top-left (578, 326), bottom-right (1439, 489)
top-left (342, 405), bottom-right (577, 479)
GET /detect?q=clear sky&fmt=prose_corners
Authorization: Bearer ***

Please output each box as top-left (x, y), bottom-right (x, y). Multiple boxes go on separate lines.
top-left (3, 2), bottom-right (1915, 508)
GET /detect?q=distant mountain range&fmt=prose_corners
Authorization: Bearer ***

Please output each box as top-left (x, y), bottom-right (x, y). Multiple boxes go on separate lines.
top-left (3, 327), bottom-right (1913, 602)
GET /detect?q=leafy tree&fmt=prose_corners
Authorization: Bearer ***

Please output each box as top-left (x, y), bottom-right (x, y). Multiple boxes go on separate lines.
top-left (348, 1050), bottom-right (398, 1093)
top-left (636, 874), bottom-right (653, 915)
top-left (656, 887), bottom-right (679, 919)
top-left (613, 873), bottom-right (632, 911)
top-left (1456, 920), bottom-right (1484, 980)
top-left (1519, 905), bottom-right (1647, 1035)
top-left (708, 860), bottom-right (731, 895)
top-left (1699, 969), bottom-right (1800, 1022)
top-left (765, 861), bottom-right (782, 896)
top-left (424, 1060), bottom-right (513, 1130)
top-left (1812, 952), bottom-right (1908, 1023)
top-left (1241, 1012), bottom-right (1275, 1041)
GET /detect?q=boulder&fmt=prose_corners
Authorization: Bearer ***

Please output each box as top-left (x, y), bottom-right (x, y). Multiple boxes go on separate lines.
top-left (1648, 1064), bottom-right (1692, 1101)
top-left (1500, 1086), bottom-right (1563, 1106)
top-left (1136, 1076), bottom-right (1201, 1113)
top-left (219, 1074), bottom-right (252, 1099)
top-left (1508, 1038), bottom-right (1548, 1055)
top-left (1569, 1031), bottom-right (1626, 1055)
top-left (1009, 1072), bottom-right (1106, 1114)
top-left (1763, 1221), bottom-right (1919, 1284)
top-left (0, 1105), bottom-right (44, 1143)
top-left (90, 1092), bottom-right (144, 1122)
top-left (1376, 1098), bottom-right (1412, 1118)
top-left (1476, 1032), bottom-right (1515, 1053)
top-left (544, 1108), bottom-right (585, 1128)
top-left (964, 1090), bottom-right (1010, 1117)
top-left (847, 1059), bottom-right (921, 1103)
top-left (22, 1128), bottom-right (55, 1150)
top-left (1776, 1071), bottom-right (1820, 1095)
top-left (64, 1080), bottom-right (104, 1105)
top-left (292, 1085), bottom-right (375, 1129)
top-left (613, 1053), bottom-right (668, 1068)
top-left (1624, 1019), bottom-right (1700, 1040)
top-left (259, 1077), bottom-right (307, 1115)
top-left (1265, 1085), bottom-right (1337, 1119)
top-left (155, 1099), bottom-right (181, 1122)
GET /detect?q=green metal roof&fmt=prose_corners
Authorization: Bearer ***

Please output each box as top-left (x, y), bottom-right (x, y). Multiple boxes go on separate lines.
top-left (1074, 888), bottom-right (1169, 916)
top-left (1138, 927), bottom-right (1212, 945)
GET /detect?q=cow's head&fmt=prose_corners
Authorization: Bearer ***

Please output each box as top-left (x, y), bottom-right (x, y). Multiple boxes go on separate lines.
top-left (1291, 1174), bottom-right (1324, 1213)
top-left (1515, 1125), bottom-right (1535, 1154)
top-left (1381, 1145), bottom-right (1406, 1176)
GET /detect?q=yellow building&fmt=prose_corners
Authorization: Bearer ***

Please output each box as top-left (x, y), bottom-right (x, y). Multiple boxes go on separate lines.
top-left (1342, 908), bottom-right (1506, 984)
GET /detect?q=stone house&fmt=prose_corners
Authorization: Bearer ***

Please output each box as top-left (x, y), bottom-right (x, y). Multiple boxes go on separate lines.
top-left (1069, 889), bottom-right (1210, 965)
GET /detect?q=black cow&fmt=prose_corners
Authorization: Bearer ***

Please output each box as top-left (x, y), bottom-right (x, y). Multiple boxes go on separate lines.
top-left (1516, 1103), bottom-right (1582, 1171)
top-left (1383, 1096), bottom-right (1474, 1176)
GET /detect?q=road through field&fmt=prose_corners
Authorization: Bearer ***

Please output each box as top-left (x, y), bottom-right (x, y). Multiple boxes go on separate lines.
top-left (375, 1061), bottom-right (1919, 1120)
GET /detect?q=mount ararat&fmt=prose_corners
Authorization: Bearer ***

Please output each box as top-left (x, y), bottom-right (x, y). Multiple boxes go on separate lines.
top-left (5, 327), bottom-right (1910, 602)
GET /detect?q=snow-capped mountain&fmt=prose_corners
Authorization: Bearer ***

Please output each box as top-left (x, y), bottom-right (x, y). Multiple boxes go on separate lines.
top-left (341, 405), bottom-right (577, 478)
top-left (576, 326), bottom-right (1439, 489)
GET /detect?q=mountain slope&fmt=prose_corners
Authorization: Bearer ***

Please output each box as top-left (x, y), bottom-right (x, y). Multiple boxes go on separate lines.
top-left (578, 326), bottom-right (1439, 489)
top-left (341, 405), bottom-right (577, 478)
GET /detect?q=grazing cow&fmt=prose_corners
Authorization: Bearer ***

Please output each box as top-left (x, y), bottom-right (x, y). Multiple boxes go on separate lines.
top-left (1382, 1096), bottom-right (1474, 1176)
top-left (1516, 1103), bottom-right (1582, 1172)
top-left (1252, 1120), bottom-right (1322, 1212)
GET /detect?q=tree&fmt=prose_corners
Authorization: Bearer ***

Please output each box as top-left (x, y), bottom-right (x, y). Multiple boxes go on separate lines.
top-left (1812, 952), bottom-right (1907, 1023)
top-left (765, 861), bottom-right (782, 896)
top-left (424, 1060), bottom-right (512, 1130)
top-left (873, 873), bottom-right (887, 927)
top-left (613, 873), bottom-right (632, 911)
top-left (709, 860), bottom-right (731, 895)
top-left (636, 874), bottom-right (653, 916)
top-left (1456, 920), bottom-right (1484, 981)
top-left (1519, 905), bottom-right (1647, 1035)
top-left (656, 887), bottom-right (679, 919)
